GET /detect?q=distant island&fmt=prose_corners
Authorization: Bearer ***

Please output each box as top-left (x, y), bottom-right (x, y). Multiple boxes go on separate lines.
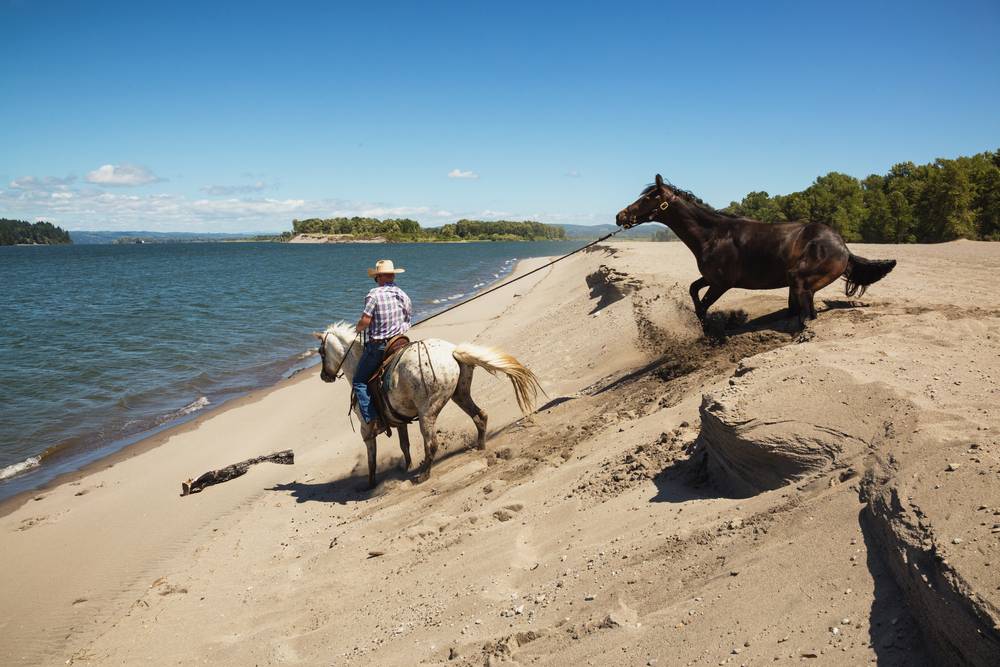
top-left (287, 218), bottom-right (667, 243)
top-left (289, 217), bottom-right (567, 242)
top-left (0, 219), bottom-right (72, 245)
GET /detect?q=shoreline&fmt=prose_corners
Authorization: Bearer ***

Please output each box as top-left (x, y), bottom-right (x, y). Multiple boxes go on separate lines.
top-left (0, 253), bottom-right (547, 518)
top-left (0, 368), bottom-right (316, 520)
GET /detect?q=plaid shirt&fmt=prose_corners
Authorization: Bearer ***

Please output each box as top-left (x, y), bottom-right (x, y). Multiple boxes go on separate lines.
top-left (363, 283), bottom-right (412, 340)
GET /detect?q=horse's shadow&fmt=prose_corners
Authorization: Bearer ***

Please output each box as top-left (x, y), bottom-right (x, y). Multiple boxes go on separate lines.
top-left (267, 463), bottom-right (410, 505)
top-left (702, 301), bottom-right (867, 340)
top-left (822, 298), bottom-right (866, 311)
top-left (268, 435), bottom-right (483, 504)
top-left (703, 308), bottom-right (795, 338)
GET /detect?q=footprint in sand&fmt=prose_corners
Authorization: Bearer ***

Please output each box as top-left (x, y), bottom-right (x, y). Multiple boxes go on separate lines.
top-left (493, 502), bottom-right (526, 522)
top-left (17, 516), bottom-right (48, 531)
top-left (403, 513), bottom-right (454, 542)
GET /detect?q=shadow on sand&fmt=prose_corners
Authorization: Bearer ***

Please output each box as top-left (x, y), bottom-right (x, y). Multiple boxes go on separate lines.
top-left (648, 473), bottom-right (711, 504)
top-left (648, 438), bottom-right (730, 504)
top-left (268, 435), bottom-right (484, 504)
top-left (821, 298), bottom-right (867, 311)
top-left (267, 464), bottom-right (409, 505)
top-left (705, 299), bottom-right (868, 339)
top-left (859, 509), bottom-right (931, 665)
top-left (703, 308), bottom-right (799, 339)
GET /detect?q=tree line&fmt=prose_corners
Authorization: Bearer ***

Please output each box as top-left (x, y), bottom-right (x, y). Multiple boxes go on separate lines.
top-left (291, 217), bottom-right (566, 241)
top-left (723, 149), bottom-right (1000, 242)
top-left (0, 218), bottom-right (72, 245)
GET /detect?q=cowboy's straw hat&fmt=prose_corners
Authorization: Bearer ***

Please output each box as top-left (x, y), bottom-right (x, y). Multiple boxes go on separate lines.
top-left (367, 259), bottom-right (406, 278)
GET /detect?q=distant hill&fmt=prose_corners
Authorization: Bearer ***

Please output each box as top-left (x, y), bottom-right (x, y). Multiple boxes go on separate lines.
top-left (68, 231), bottom-right (263, 244)
top-left (555, 223), bottom-right (675, 240)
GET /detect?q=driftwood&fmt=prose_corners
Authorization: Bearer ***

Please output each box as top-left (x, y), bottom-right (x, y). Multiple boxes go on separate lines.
top-left (181, 449), bottom-right (294, 496)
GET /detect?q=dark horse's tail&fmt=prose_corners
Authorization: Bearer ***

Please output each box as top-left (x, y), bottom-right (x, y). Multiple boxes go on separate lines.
top-left (843, 254), bottom-right (897, 297)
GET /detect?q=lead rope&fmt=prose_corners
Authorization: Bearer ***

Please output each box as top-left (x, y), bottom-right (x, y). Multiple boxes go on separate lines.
top-left (414, 229), bottom-right (623, 328)
top-left (335, 229), bottom-right (624, 431)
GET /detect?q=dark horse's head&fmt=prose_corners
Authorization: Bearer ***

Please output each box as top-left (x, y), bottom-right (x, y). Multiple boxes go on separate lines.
top-left (616, 174), bottom-right (679, 229)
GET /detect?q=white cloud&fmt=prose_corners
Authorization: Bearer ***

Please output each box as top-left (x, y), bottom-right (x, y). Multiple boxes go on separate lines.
top-left (565, 170), bottom-right (582, 178)
top-left (447, 168), bottom-right (479, 180)
top-left (199, 181), bottom-right (271, 196)
top-left (189, 197), bottom-right (307, 216)
top-left (85, 163), bottom-right (162, 186)
top-left (1, 172), bottom-right (611, 232)
top-left (9, 175), bottom-right (75, 190)
top-left (473, 209), bottom-right (513, 218)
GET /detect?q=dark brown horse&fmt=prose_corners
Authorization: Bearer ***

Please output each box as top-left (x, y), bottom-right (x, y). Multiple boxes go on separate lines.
top-left (616, 175), bottom-right (896, 327)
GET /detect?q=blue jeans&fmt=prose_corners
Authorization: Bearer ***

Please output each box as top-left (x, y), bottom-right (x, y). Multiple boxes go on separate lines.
top-left (352, 340), bottom-right (386, 423)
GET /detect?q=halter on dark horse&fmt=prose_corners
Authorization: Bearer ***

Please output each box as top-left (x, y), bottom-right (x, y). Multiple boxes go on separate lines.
top-left (616, 174), bottom-right (896, 328)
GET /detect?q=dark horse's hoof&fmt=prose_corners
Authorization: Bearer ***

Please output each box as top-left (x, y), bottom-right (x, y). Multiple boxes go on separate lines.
top-left (794, 329), bottom-right (816, 343)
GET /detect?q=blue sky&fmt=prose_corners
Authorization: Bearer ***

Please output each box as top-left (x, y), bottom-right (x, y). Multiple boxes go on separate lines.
top-left (2, 0), bottom-right (998, 232)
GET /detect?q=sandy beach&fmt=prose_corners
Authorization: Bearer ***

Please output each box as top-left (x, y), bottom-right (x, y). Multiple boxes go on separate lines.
top-left (2, 240), bottom-right (998, 666)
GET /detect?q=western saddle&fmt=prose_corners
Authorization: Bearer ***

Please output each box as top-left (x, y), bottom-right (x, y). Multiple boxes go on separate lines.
top-left (354, 334), bottom-right (417, 431)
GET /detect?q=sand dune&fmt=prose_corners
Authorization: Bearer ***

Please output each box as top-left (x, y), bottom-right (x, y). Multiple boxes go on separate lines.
top-left (2, 241), bottom-right (998, 666)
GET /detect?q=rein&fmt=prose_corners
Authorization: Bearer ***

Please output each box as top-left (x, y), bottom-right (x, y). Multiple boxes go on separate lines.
top-left (319, 332), bottom-right (358, 383)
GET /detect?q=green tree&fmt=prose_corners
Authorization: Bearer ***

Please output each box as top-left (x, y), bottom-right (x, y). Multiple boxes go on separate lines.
top-left (886, 188), bottom-right (916, 242)
top-left (776, 191), bottom-right (812, 222)
top-left (727, 191), bottom-right (787, 222)
top-left (860, 174), bottom-right (892, 242)
top-left (916, 159), bottom-right (976, 241)
top-left (803, 172), bottom-right (866, 241)
top-left (975, 166), bottom-right (1000, 240)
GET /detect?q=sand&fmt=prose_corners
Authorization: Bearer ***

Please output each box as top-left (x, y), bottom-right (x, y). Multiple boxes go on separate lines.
top-left (1, 240), bottom-right (998, 666)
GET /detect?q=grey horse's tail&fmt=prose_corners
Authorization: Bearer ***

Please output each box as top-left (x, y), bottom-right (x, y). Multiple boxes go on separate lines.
top-left (453, 343), bottom-right (545, 413)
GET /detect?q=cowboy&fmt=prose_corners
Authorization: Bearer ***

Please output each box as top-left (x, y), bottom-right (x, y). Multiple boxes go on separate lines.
top-left (353, 259), bottom-right (412, 430)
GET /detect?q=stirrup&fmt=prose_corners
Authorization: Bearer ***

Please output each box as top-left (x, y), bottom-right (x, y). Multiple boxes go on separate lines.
top-left (368, 418), bottom-right (391, 437)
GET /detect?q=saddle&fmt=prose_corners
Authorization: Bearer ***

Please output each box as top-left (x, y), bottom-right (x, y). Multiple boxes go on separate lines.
top-left (364, 334), bottom-right (417, 428)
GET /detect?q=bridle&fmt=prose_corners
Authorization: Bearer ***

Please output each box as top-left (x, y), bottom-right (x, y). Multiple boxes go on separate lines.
top-left (621, 189), bottom-right (678, 229)
top-left (318, 331), bottom-right (358, 383)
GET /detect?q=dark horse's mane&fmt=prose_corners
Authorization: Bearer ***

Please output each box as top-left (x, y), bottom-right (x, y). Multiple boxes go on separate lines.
top-left (640, 181), bottom-right (743, 220)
